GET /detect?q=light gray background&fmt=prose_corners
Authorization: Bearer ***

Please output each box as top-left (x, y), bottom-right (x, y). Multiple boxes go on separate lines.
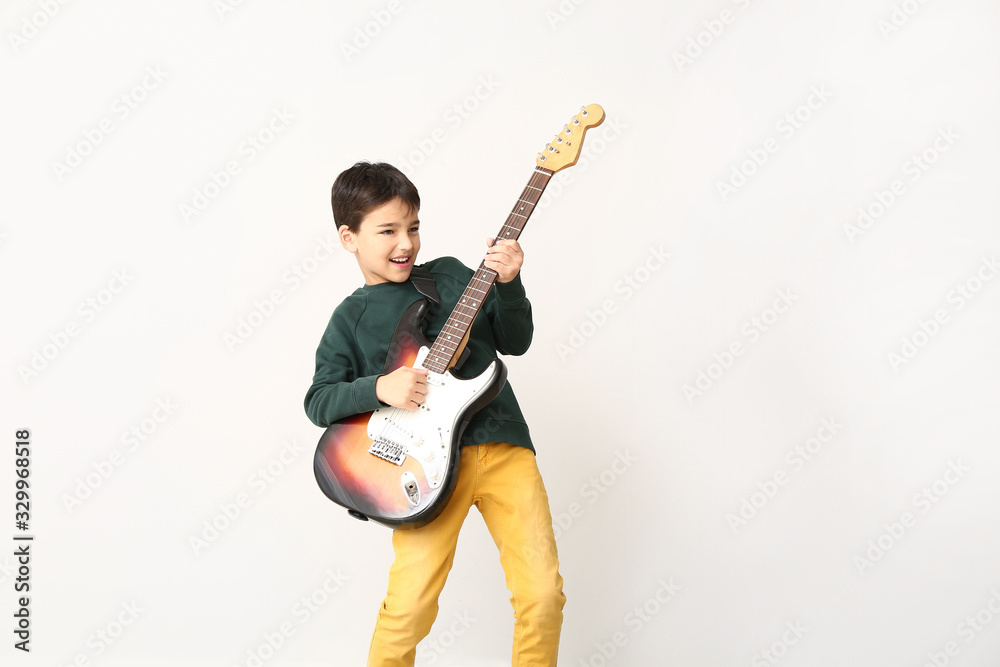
top-left (2, 1), bottom-right (999, 665)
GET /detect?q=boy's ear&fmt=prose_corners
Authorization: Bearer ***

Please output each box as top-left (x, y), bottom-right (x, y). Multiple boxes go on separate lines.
top-left (338, 224), bottom-right (357, 253)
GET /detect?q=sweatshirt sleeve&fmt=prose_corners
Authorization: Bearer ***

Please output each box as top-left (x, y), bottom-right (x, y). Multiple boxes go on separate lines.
top-left (303, 302), bottom-right (386, 427)
top-left (487, 272), bottom-right (533, 356)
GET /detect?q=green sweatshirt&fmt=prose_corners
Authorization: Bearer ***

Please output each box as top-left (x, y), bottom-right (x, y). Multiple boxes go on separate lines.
top-left (304, 256), bottom-right (535, 451)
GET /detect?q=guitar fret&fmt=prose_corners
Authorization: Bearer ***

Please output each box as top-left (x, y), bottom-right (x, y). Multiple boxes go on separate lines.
top-left (425, 168), bottom-right (552, 369)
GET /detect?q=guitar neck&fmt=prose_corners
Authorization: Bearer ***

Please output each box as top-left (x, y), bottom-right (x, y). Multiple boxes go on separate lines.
top-left (420, 166), bottom-right (554, 374)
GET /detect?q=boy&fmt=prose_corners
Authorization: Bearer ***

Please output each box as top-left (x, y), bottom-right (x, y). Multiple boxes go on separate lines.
top-left (304, 161), bottom-right (565, 666)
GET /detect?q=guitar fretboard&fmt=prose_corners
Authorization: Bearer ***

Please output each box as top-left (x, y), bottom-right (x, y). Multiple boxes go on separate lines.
top-left (420, 167), bottom-right (554, 374)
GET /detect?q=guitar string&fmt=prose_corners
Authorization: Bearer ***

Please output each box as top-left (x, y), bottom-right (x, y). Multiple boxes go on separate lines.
top-left (429, 173), bottom-right (547, 371)
top-left (424, 170), bottom-right (550, 372)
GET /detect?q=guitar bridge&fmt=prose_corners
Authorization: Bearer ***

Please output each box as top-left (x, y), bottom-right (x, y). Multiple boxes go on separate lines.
top-left (369, 438), bottom-right (406, 466)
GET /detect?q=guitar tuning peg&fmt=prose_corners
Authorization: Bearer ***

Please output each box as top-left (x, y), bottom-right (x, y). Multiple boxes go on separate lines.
top-left (573, 118), bottom-right (581, 126)
top-left (537, 152), bottom-right (546, 161)
top-left (581, 107), bottom-right (589, 116)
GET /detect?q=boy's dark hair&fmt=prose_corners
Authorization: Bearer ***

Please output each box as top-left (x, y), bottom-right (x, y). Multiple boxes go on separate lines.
top-left (331, 161), bottom-right (420, 233)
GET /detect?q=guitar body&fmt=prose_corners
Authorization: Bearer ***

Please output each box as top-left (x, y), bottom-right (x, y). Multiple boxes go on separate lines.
top-left (313, 299), bottom-right (507, 528)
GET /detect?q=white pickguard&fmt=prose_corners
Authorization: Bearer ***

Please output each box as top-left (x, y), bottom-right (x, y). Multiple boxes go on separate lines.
top-left (367, 346), bottom-right (497, 491)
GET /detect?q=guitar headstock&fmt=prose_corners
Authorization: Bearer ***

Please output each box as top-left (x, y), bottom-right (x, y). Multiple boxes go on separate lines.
top-left (536, 104), bottom-right (605, 172)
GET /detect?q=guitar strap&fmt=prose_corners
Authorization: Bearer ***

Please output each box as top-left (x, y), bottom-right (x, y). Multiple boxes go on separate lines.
top-left (409, 265), bottom-right (472, 369)
top-left (409, 266), bottom-right (440, 305)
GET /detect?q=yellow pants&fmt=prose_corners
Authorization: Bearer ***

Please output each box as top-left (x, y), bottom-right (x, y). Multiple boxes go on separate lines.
top-left (367, 442), bottom-right (566, 666)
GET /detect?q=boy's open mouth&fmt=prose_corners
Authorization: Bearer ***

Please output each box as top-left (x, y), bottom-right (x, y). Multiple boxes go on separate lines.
top-left (390, 257), bottom-right (411, 266)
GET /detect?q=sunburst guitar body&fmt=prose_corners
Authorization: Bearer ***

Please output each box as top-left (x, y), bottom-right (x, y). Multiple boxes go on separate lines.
top-left (314, 299), bottom-right (507, 527)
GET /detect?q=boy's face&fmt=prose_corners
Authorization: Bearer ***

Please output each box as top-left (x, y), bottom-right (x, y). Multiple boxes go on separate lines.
top-left (339, 197), bottom-right (420, 285)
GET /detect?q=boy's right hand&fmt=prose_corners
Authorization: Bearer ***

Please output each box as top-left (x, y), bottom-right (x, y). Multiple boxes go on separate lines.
top-left (375, 366), bottom-right (428, 410)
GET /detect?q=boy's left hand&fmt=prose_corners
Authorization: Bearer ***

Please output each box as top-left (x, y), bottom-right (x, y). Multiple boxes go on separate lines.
top-left (484, 238), bottom-right (523, 283)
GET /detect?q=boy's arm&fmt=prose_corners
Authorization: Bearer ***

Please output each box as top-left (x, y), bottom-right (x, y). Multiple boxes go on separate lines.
top-left (304, 309), bottom-right (430, 427)
top-left (484, 239), bottom-right (533, 356)
top-left (303, 311), bottom-right (385, 428)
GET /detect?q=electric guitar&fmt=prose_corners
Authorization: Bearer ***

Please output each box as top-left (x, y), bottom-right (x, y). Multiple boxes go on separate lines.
top-left (313, 104), bottom-right (606, 528)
